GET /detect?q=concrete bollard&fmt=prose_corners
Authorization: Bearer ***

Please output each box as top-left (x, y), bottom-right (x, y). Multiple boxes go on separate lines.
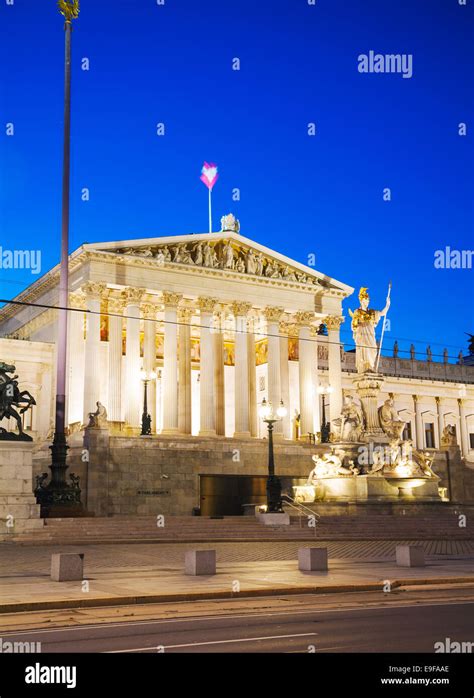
top-left (396, 545), bottom-right (425, 568)
top-left (298, 547), bottom-right (328, 571)
top-left (185, 549), bottom-right (216, 576)
top-left (51, 553), bottom-right (84, 582)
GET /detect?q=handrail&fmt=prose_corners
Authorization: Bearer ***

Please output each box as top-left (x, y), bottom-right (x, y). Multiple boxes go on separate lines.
top-left (281, 494), bottom-right (320, 532)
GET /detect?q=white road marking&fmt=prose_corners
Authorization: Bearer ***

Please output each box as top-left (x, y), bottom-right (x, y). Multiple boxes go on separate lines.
top-left (106, 632), bottom-right (319, 652)
top-left (1, 599), bottom-right (473, 637)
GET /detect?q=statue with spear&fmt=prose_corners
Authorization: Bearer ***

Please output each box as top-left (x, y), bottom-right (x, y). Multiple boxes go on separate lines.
top-left (349, 283), bottom-right (391, 374)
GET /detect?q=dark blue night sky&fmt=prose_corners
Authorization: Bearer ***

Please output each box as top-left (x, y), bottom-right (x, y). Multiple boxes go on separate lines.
top-left (0, 0), bottom-right (472, 360)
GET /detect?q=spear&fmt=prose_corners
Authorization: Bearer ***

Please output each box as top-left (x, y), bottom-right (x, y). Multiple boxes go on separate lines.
top-left (375, 281), bottom-right (392, 372)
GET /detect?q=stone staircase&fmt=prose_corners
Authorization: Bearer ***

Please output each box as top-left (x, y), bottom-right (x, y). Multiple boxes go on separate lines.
top-left (9, 511), bottom-right (474, 545)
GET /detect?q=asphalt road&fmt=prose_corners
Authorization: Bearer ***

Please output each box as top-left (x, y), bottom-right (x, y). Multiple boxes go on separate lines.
top-left (1, 589), bottom-right (473, 653)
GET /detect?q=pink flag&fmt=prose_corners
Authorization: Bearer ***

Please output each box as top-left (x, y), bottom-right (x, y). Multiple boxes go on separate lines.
top-left (200, 162), bottom-right (219, 190)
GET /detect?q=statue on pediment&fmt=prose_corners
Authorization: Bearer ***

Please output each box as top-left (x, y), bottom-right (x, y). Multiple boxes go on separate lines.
top-left (193, 242), bottom-right (204, 265)
top-left (265, 260), bottom-right (281, 278)
top-left (255, 252), bottom-right (264, 275)
top-left (220, 213), bottom-right (240, 233)
top-left (282, 266), bottom-right (297, 281)
top-left (235, 257), bottom-right (245, 273)
top-left (180, 245), bottom-right (194, 265)
top-left (155, 249), bottom-right (166, 265)
top-left (246, 248), bottom-right (256, 274)
top-left (136, 246), bottom-right (153, 257)
top-left (221, 240), bottom-right (235, 269)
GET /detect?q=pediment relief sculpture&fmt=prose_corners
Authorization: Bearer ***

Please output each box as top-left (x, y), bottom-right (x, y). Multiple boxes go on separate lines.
top-left (114, 239), bottom-right (321, 287)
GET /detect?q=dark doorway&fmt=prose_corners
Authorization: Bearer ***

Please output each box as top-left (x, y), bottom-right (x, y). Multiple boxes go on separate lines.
top-left (199, 474), bottom-right (305, 516)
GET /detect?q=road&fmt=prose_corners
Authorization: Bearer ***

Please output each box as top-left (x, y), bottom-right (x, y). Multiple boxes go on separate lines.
top-left (0, 586), bottom-right (473, 653)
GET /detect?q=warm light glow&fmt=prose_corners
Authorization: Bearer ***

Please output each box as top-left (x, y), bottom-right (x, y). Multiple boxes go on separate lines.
top-left (259, 398), bottom-right (272, 419)
top-left (276, 400), bottom-right (287, 418)
top-left (141, 369), bottom-right (157, 381)
top-left (326, 385), bottom-right (334, 394)
top-left (395, 463), bottom-right (412, 478)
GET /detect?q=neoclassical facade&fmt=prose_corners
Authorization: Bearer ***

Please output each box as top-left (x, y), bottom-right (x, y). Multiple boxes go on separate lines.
top-left (0, 222), bottom-right (473, 505)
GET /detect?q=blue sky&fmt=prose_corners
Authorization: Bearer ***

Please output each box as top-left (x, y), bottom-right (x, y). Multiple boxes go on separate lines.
top-left (0, 0), bottom-right (472, 360)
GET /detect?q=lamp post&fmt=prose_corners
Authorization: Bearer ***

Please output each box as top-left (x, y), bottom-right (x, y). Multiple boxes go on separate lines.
top-left (259, 398), bottom-right (287, 513)
top-left (140, 370), bottom-right (157, 436)
top-left (36, 0), bottom-right (81, 517)
top-left (318, 385), bottom-right (334, 443)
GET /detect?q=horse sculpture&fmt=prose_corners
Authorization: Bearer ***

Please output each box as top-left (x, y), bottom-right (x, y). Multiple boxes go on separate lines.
top-left (0, 362), bottom-right (36, 440)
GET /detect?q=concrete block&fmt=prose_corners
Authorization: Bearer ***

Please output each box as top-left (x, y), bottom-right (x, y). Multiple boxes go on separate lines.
top-left (396, 545), bottom-right (425, 567)
top-left (185, 549), bottom-right (216, 576)
top-left (298, 547), bottom-right (328, 571)
top-left (51, 553), bottom-right (84, 581)
top-left (257, 512), bottom-right (290, 526)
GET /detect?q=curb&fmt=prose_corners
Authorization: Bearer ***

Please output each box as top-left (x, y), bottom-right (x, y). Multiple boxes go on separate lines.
top-left (0, 576), bottom-right (473, 614)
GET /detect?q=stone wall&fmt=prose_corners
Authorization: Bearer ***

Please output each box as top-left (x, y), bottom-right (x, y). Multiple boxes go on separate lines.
top-left (0, 443), bottom-right (43, 540)
top-left (30, 433), bottom-right (474, 517)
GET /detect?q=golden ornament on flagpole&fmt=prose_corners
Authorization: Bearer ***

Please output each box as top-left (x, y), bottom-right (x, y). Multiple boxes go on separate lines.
top-left (58, 0), bottom-right (80, 21)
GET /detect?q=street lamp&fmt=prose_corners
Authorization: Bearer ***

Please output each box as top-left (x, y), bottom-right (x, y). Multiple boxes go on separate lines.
top-left (318, 385), bottom-right (334, 443)
top-left (36, 0), bottom-right (82, 517)
top-left (140, 369), bottom-right (157, 436)
top-left (259, 398), bottom-right (287, 513)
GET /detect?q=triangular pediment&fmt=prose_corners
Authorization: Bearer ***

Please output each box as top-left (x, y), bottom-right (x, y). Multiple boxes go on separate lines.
top-left (84, 231), bottom-right (352, 295)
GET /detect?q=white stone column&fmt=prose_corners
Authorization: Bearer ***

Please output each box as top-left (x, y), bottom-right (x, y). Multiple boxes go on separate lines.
top-left (279, 321), bottom-right (291, 439)
top-left (435, 396), bottom-right (443, 449)
top-left (458, 399), bottom-right (470, 457)
top-left (122, 287), bottom-right (145, 430)
top-left (82, 282), bottom-right (106, 424)
top-left (161, 292), bottom-right (182, 434)
top-left (311, 325), bottom-right (321, 434)
top-left (325, 315), bottom-right (344, 421)
top-left (232, 302), bottom-right (252, 438)
top-left (213, 310), bottom-right (226, 436)
top-left (413, 394), bottom-right (424, 449)
top-left (248, 316), bottom-right (257, 438)
top-left (264, 306), bottom-right (284, 438)
top-left (107, 296), bottom-right (125, 424)
top-left (178, 307), bottom-right (193, 434)
top-left (142, 301), bottom-right (158, 433)
top-left (296, 311), bottom-right (315, 438)
top-left (198, 296), bottom-right (218, 436)
top-left (66, 292), bottom-right (85, 426)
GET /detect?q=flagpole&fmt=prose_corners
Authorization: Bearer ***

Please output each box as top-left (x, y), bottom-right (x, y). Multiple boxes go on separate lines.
top-left (375, 281), bottom-right (392, 373)
top-left (208, 187), bottom-right (212, 233)
top-left (37, 0), bottom-right (82, 517)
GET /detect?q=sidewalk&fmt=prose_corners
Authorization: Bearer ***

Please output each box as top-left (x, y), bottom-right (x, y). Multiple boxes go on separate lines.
top-left (0, 542), bottom-right (473, 613)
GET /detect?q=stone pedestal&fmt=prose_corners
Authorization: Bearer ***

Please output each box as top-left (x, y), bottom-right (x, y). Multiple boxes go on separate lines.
top-left (352, 372), bottom-right (385, 442)
top-left (396, 545), bottom-right (425, 567)
top-left (0, 442), bottom-right (43, 540)
top-left (83, 427), bottom-right (110, 516)
top-left (185, 549), bottom-right (216, 576)
top-left (51, 553), bottom-right (84, 581)
top-left (445, 446), bottom-right (465, 503)
top-left (298, 547), bottom-right (328, 571)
